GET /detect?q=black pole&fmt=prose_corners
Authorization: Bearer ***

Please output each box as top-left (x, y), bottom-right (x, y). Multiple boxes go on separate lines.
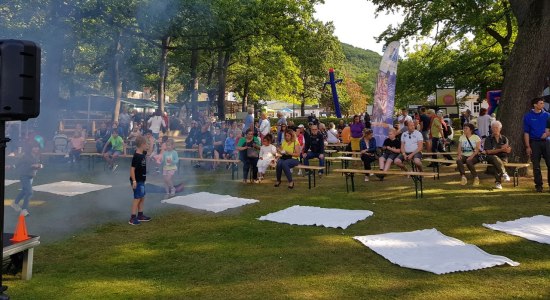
top-left (0, 121), bottom-right (10, 299)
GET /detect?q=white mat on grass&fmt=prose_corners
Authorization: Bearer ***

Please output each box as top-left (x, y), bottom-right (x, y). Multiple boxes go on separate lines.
top-left (354, 229), bottom-right (519, 274)
top-left (483, 215), bottom-right (550, 245)
top-left (161, 192), bottom-right (259, 213)
top-left (5, 180), bottom-right (18, 186)
top-left (32, 181), bottom-right (112, 196)
top-left (258, 205), bottom-right (373, 229)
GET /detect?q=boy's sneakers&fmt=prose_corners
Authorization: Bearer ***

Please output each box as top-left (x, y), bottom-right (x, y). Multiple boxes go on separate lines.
top-left (495, 182), bottom-right (503, 190)
top-left (169, 188), bottom-right (176, 196)
top-left (473, 176), bottom-right (480, 186)
top-left (502, 173), bottom-right (511, 182)
top-left (11, 203), bottom-right (21, 212)
top-left (137, 215), bottom-right (151, 222)
top-left (364, 176), bottom-right (369, 182)
top-left (194, 163), bottom-right (201, 168)
top-left (112, 164), bottom-right (118, 172)
top-left (21, 209), bottom-right (29, 217)
top-left (128, 217), bottom-right (141, 225)
top-left (460, 176), bottom-right (467, 185)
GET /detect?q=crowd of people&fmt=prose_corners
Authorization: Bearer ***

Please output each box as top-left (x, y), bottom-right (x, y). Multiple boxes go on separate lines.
top-left (6, 97), bottom-right (550, 224)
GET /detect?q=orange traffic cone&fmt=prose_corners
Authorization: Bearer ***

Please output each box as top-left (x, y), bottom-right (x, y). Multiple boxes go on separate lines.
top-left (10, 214), bottom-right (29, 242)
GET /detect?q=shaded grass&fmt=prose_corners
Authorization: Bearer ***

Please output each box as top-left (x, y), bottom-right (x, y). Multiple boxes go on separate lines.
top-left (5, 166), bottom-right (550, 299)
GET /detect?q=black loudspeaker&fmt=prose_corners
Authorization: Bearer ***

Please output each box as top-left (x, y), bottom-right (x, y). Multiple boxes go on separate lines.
top-left (0, 39), bottom-right (41, 121)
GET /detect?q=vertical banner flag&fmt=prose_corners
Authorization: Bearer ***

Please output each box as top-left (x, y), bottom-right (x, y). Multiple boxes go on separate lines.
top-left (372, 41), bottom-right (399, 146)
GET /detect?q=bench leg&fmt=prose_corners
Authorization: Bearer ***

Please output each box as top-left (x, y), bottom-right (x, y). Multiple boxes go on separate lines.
top-left (21, 248), bottom-right (34, 280)
top-left (308, 171), bottom-right (312, 189)
top-left (313, 170), bottom-right (317, 187)
top-left (350, 173), bottom-right (355, 192)
top-left (344, 173), bottom-right (349, 192)
top-left (513, 168), bottom-right (519, 187)
top-left (412, 176), bottom-right (423, 199)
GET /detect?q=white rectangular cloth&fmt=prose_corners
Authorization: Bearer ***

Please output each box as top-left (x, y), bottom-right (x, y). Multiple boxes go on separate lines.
top-left (32, 181), bottom-right (112, 196)
top-left (483, 215), bottom-right (550, 245)
top-left (354, 229), bottom-right (519, 274)
top-left (5, 180), bottom-right (18, 186)
top-left (161, 192), bottom-right (259, 213)
top-left (258, 205), bottom-right (373, 229)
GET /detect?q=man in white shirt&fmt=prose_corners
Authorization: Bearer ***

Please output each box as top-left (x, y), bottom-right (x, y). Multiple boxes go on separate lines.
top-left (394, 120), bottom-right (423, 172)
top-left (259, 112), bottom-right (270, 139)
top-left (397, 108), bottom-right (413, 130)
top-left (147, 110), bottom-right (166, 140)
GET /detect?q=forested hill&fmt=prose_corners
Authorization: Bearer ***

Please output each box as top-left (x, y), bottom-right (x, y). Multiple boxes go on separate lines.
top-left (340, 43), bottom-right (381, 99)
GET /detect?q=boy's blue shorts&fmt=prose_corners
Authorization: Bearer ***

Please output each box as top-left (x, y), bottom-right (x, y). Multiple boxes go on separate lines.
top-left (132, 181), bottom-right (146, 199)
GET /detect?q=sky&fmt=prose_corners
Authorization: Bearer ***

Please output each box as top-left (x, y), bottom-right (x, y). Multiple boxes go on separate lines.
top-left (314, 0), bottom-right (404, 54)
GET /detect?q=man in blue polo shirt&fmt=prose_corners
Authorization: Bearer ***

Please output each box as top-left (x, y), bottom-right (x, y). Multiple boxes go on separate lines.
top-left (523, 97), bottom-right (550, 192)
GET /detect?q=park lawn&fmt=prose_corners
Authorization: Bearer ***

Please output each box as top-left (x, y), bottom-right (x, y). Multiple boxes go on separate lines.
top-left (4, 167), bottom-right (550, 299)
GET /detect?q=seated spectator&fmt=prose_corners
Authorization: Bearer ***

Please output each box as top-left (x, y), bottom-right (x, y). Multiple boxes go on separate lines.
top-left (457, 123), bottom-right (481, 186)
top-left (377, 128), bottom-right (401, 178)
top-left (185, 120), bottom-right (200, 149)
top-left (68, 130), bottom-right (85, 163)
top-left (53, 131), bottom-right (68, 153)
top-left (482, 121), bottom-right (511, 189)
top-left (194, 123), bottom-right (213, 168)
top-left (275, 129), bottom-right (301, 189)
top-left (318, 123), bottom-right (328, 144)
top-left (102, 130), bottom-right (124, 171)
top-left (95, 122), bottom-right (111, 153)
top-left (326, 122), bottom-right (340, 144)
top-left (224, 130), bottom-right (237, 160)
top-left (301, 124), bottom-right (325, 176)
top-left (359, 129), bottom-right (377, 182)
top-left (257, 134), bottom-right (277, 181)
top-left (394, 120), bottom-right (424, 172)
top-left (237, 129), bottom-right (261, 183)
top-left (212, 127), bottom-right (226, 162)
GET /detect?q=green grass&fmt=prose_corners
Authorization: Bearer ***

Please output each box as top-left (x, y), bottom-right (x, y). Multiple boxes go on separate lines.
top-left (5, 168), bottom-right (550, 299)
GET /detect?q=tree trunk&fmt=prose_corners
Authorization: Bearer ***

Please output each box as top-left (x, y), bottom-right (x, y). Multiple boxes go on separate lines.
top-left (158, 35), bottom-right (171, 113)
top-left (189, 49), bottom-right (200, 121)
top-left (242, 80), bottom-right (250, 112)
top-left (217, 50), bottom-right (231, 120)
top-left (112, 31), bottom-right (123, 123)
top-left (241, 55), bottom-right (252, 112)
top-left (300, 95), bottom-right (306, 117)
top-left (500, 0), bottom-right (550, 163)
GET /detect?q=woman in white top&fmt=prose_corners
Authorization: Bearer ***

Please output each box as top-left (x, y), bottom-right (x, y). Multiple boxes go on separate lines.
top-left (457, 123), bottom-right (481, 186)
top-left (326, 122), bottom-right (340, 144)
top-left (256, 134), bottom-right (277, 181)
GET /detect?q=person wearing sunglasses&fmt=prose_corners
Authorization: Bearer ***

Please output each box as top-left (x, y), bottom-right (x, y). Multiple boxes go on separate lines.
top-left (394, 120), bottom-right (424, 172)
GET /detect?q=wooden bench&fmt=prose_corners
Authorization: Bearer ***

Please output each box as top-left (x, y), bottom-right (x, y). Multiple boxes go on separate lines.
top-left (179, 157), bottom-right (241, 179)
top-left (3, 234), bottom-right (40, 280)
top-left (294, 165), bottom-right (324, 189)
top-left (333, 168), bottom-right (438, 199)
top-left (325, 156), bottom-right (362, 174)
top-left (423, 158), bottom-right (530, 186)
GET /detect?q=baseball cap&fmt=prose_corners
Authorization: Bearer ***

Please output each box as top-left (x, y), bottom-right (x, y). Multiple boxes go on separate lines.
top-left (298, 124), bottom-right (304, 128)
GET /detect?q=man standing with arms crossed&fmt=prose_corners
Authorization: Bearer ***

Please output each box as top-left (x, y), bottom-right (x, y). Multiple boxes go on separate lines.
top-left (523, 97), bottom-right (550, 193)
